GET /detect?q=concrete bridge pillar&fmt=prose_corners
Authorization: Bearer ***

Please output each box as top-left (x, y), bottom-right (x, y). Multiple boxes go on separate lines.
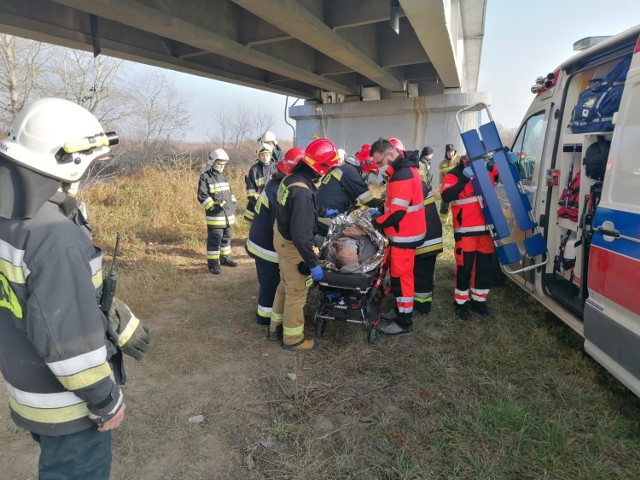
top-left (289, 91), bottom-right (491, 158)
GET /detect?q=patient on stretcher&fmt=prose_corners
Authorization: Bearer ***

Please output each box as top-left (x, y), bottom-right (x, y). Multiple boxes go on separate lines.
top-left (319, 210), bottom-right (386, 274)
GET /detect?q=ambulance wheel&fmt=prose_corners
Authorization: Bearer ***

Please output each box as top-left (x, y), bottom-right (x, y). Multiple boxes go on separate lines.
top-left (367, 326), bottom-right (378, 344)
top-left (315, 316), bottom-right (326, 337)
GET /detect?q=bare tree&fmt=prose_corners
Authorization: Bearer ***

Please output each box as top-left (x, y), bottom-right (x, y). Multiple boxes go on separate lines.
top-left (0, 34), bottom-right (49, 127)
top-left (208, 102), bottom-right (275, 163)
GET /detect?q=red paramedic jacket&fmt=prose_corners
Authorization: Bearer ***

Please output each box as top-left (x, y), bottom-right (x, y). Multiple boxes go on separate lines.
top-left (441, 162), bottom-right (498, 236)
top-left (373, 150), bottom-right (426, 248)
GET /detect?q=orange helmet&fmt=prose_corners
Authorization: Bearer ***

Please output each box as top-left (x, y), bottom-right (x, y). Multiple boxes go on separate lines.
top-left (388, 137), bottom-right (405, 152)
top-left (277, 147), bottom-right (305, 174)
top-left (302, 138), bottom-right (338, 176)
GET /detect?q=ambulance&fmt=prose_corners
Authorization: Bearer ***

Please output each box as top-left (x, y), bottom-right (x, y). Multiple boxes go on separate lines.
top-left (498, 24), bottom-right (640, 397)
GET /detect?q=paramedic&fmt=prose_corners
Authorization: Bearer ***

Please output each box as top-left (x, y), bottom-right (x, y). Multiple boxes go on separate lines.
top-left (369, 137), bottom-right (425, 335)
top-left (245, 147), bottom-right (304, 328)
top-left (438, 144), bottom-right (460, 215)
top-left (440, 154), bottom-right (505, 320)
top-left (271, 139), bottom-right (339, 351)
top-left (0, 98), bottom-right (150, 479)
top-left (244, 142), bottom-right (278, 222)
top-left (198, 148), bottom-right (238, 274)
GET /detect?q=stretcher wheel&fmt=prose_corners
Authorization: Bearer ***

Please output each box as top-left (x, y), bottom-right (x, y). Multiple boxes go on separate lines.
top-left (367, 325), bottom-right (378, 344)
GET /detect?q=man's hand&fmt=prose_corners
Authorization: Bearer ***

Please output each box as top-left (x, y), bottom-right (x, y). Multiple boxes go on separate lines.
top-left (97, 403), bottom-right (126, 432)
top-left (462, 166), bottom-right (475, 179)
top-left (310, 265), bottom-right (324, 282)
top-left (325, 208), bottom-right (338, 219)
top-left (108, 298), bottom-right (151, 361)
top-left (368, 208), bottom-right (382, 220)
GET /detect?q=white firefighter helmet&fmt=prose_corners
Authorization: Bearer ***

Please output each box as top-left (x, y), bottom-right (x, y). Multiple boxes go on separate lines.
top-left (0, 98), bottom-right (118, 183)
top-left (337, 148), bottom-right (346, 165)
top-left (259, 130), bottom-right (278, 145)
top-left (256, 142), bottom-right (274, 165)
top-left (206, 148), bottom-right (230, 172)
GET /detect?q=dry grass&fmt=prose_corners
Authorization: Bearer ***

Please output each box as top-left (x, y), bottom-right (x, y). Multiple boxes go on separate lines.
top-left (1, 166), bottom-right (639, 480)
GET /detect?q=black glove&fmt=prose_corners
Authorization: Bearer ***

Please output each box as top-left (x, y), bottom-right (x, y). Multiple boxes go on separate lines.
top-left (297, 261), bottom-right (311, 275)
top-left (108, 297), bottom-right (151, 361)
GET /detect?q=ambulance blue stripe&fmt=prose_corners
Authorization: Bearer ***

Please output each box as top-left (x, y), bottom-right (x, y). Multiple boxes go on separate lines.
top-left (591, 207), bottom-right (640, 261)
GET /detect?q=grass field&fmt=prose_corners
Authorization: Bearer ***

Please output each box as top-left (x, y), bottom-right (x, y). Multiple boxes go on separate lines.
top-left (0, 165), bottom-right (638, 479)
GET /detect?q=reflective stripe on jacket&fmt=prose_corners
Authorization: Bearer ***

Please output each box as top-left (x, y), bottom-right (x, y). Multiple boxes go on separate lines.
top-left (416, 185), bottom-right (443, 256)
top-left (440, 163), bottom-right (489, 236)
top-left (373, 150), bottom-right (426, 248)
top-left (198, 168), bottom-right (237, 228)
top-left (0, 193), bottom-right (122, 436)
top-left (244, 161), bottom-right (278, 222)
top-left (246, 173), bottom-right (283, 263)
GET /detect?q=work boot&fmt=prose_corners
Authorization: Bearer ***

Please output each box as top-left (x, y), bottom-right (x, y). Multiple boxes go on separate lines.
top-left (209, 262), bottom-right (221, 275)
top-left (283, 338), bottom-right (319, 352)
top-left (220, 256), bottom-right (238, 267)
top-left (454, 301), bottom-right (471, 321)
top-left (414, 302), bottom-right (432, 316)
top-left (471, 300), bottom-right (491, 317)
top-left (256, 313), bottom-right (271, 326)
top-left (267, 325), bottom-right (283, 341)
top-left (380, 322), bottom-right (413, 336)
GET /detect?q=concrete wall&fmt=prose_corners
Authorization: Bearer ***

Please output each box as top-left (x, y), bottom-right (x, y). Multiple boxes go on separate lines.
top-left (289, 91), bottom-right (492, 158)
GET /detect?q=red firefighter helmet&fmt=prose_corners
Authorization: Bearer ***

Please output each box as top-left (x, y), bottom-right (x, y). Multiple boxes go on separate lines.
top-left (302, 138), bottom-right (338, 176)
top-left (388, 137), bottom-right (405, 152)
top-left (355, 144), bottom-right (371, 162)
top-left (277, 147), bottom-right (305, 174)
top-left (354, 144), bottom-right (377, 173)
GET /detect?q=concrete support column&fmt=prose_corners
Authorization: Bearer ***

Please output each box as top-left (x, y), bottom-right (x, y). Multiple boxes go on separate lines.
top-left (289, 91), bottom-right (491, 157)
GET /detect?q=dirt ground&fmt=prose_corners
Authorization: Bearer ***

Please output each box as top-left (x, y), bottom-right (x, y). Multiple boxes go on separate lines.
top-left (0, 239), bottom-right (401, 479)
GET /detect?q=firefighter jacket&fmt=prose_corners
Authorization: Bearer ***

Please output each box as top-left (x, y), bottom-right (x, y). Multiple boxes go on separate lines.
top-left (373, 150), bottom-right (426, 248)
top-left (315, 162), bottom-right (379, 232)
top-left (0, 192), bottom-right (123, 436)
top-left (244, 161), bottom-right (278, 222)
top-left (246, 172), bottom-right (285, 263)
top-left (275, 170), bottom-right (319, 269)
top-left (198, 167), bottom-right (237, 228)
top-left (441, 163), bottom-right (493, 237)
top-left (438, 154), bottom-right (460, 187)
top-left (416, 182), bottom-right (444, 257)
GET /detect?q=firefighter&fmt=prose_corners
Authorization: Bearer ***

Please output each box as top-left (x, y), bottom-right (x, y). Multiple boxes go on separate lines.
top-left (440, 154), bottom-right (505, 320)
top-left (244, 142), bottom-right (278, 222)
top-left (438, 144), bottom-right (460, 215)
top-left (0, 98), bottom-right (150, 479)
top-left (258, 130), bottom-right (284, 163)
top-left (315, 146), bottom-right (382, 237)
top-left (369, 137), bottom-right (426, 335)
top-left (271, 138), bottom-right (339, 351)
top-left (413, 148), bottom-right (444, 315)
top-left (198, 148), bottom-right (238, 274)
top-left (246, 147), bottom-right (304, 328)
top-left (418, 146), bottom-right (435, 189)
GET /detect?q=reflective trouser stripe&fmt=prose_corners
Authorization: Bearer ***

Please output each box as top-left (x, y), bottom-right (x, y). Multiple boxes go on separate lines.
top-left (389, 246), bottom-right (415, 318)
top-left (454, 235), bottom-right (493, 304)
top-left (220, 245), bottom-right (231, 256)
top-left (207, 251), bottom-right (220, 260)
top-left (454, 289), bottom-right (469, 304)
top-left (471, 288), bottom-right (489, 302)
top-left (273, 228), bottom-right (309, 345)
top-left (257, 305), bottom-right (272, 319)
top-left (414, 292), bottom-right (433, 304)
top-left (271, 312), bottom-right (283, 325)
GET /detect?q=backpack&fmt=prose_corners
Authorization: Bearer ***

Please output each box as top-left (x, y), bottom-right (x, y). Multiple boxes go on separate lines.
top-left (568, 56), bottom-right (631, 133)
top-left (583, 136), bottom-right (610, 181)
top-left (558, 171), bottom-right (580, 222)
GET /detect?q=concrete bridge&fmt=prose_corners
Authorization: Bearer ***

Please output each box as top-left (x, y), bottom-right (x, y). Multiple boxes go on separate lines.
top-left (0, 0), bottom-right (489, 154)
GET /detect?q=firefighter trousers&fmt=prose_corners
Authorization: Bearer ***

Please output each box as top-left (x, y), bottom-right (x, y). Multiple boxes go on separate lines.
top-left (414, 253), bottom-right (437, 314)
top-left (454, 234), bottom-right (494, 304)
top-left (271, 228), bottom-right (310, 346)
top-left (389, 246), bottom-right (416, 328)
top-left (206, 226), bottom-right (232, 268)
top-left (255, 257), bottom-right (280, 324)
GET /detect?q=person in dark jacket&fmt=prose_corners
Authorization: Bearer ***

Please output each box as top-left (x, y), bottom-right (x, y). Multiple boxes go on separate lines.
top-left (246, 147), bottom-right (304, 328)
top-left (244, 143), bottom-right (278, 222)
top-left (271, 139), bottom-right (338, 351)
top-left (197, 148), bottom-right (238, 274)
top-left (0, 98), bottom-right (150, 480)
top-left (315, 153), bottom-right (382, 237)
top-left (369, 137), bottom-right (426, 335)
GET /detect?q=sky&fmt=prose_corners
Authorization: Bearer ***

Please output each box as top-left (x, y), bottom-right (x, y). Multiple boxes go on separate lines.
top-left (167, 0), bottom-right (640, 142)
